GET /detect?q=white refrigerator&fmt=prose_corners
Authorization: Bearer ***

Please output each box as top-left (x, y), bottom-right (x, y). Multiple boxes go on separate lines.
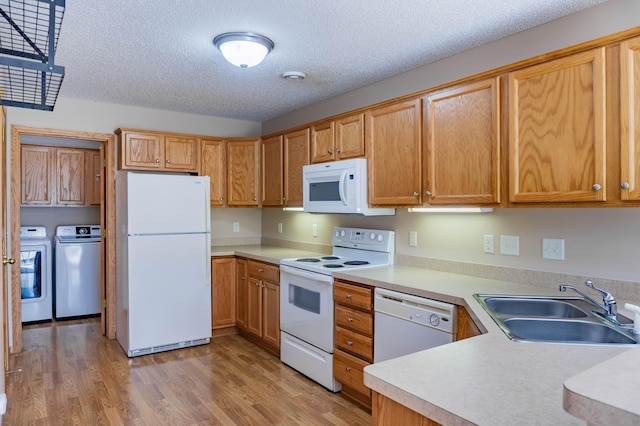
top-left (115, 172), bottom-right (212, 357)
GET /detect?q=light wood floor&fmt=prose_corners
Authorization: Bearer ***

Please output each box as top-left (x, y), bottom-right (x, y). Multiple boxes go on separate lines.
top-left (6, 319), bottom-right (372, 425)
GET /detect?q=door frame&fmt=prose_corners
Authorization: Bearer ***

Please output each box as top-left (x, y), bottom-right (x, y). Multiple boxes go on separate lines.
top-left (10, 126), bottom-right (116, 353)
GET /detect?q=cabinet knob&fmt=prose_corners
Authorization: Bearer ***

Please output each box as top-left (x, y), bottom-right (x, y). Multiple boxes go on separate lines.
top-left (592, 183), bottom-right (602, 191)
top-left (282, 197), bottom-right (286, 201)
top-left (336, 148), bottom-right (341, 154)
top-left (258, 268), bottom-right (264, 272)
top-left (425, 191), bottom-right (432, 197)
top-left (2, 256), bottom-right (15, 265)
top-left (347, 317), bottom-right (353, 322)
top-left (155, 159), bottom-right (160, 163)
top-left (241, 276), bottom-right (246, 280)
top-left (219, 196), bottom-right (224, 201)
top-left (412, 192), bottom-right (419, 197)
top-left (347, 340), bottom-right (353, 346)
top-left (328, 150), bottom-right (332, 154)
top-left (345, 367), bottom-right (351, 372)
top-left (253, 197), bottom-right (257, 201)
top-left (277, 197), bottom-right (281, 200)
top-left (255, 282), bottom-right (260, 286)
top-left (95, 173), bottom-right (100, 181)
top-left (346, 293), bottom-right (352, 299)
top-left (621, 182), bottom-right (630, 190)
top-left (166, 159), bottom-right (171, 164)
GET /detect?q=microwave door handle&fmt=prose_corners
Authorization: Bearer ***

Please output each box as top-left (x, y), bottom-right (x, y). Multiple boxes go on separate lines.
top-left (339, 170), bottom-right (348, 206)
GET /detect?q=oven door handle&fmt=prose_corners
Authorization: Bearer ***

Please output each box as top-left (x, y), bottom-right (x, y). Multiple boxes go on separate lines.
top-left (280, 265), bottom-right (334, 284)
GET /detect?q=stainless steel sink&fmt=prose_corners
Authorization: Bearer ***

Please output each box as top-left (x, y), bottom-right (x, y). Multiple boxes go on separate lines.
top-left (473, 294), bottom-right (638, 345)
top-left (483, 297), bottom-right (588, 318)
top-left (502, 318), bottom-right (637, 345)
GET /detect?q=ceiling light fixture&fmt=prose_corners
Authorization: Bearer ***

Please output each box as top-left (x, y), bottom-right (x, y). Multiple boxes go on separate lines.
top-left (213, 32), bottom-right (274, 69)
top-left (281, 71), bottom-right (306, 80)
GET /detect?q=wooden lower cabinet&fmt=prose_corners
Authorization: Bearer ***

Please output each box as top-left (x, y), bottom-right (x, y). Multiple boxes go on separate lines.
top-left (372, 392), bottom-right (442, 426)
top-left (333, 280), bottom-right (374, 408)
top-left (235, 258), bottom-right (248, 330)
top-left (211, 257), bottom-right (236, 334)
top-left (456, 305), bottom-right (482, 340)
top-left (241, 260), bottom-right (280, 354)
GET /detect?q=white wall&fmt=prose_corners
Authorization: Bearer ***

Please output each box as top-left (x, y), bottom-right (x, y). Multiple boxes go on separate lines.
top-left (211, 208), bottom-right (262, 245)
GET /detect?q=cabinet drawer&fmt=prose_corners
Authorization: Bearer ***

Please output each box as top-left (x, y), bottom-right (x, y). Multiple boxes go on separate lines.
top-left (335, 305), bottom-right (373, 336)
top-left (334, 349), bottom-right (370, 397)
top-left (334, 281), bottom-right (372, 311)
top-left (248, 260), bottom-right (279, 282)
top-left (336, 326), bottom-right (373, 362)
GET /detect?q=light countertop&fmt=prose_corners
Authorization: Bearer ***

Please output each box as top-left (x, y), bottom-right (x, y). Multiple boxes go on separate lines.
top-left (211, 246), bottom-right (640, 425)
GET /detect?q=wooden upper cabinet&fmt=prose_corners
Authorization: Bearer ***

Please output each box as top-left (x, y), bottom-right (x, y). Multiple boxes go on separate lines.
top-left (164, 135), bottom-right (197, 171)
top-left (56, 148), bottom-right (86, 206)
top-left (201, 138), bottom-right (227, 207)
top-left (423, 77), bottom-right (501, 205)
top-left (620, 36), bottom-right (640, 201)
top-left (21, 145), bottom-right (53, 205)
top-left (508, 48), bottom-right (607, 203)
top-left (366, 99), bottom-right (422, 206)
top-left (117, 129), bottom-right (197, 173)
top-left (311, 113), bottom-right (365, 164)
top-left (227, 138), bottom-right (260, 206)
top-left (283, 128), bottom-right (310, 206)
top-left (261, 135), bottom-right (284, 206)
top-left (336, 113), bottom-right (365, 160)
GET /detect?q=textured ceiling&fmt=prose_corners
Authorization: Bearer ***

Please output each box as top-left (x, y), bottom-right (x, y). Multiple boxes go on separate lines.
top-left (54, 0), bottom-right (607, 122)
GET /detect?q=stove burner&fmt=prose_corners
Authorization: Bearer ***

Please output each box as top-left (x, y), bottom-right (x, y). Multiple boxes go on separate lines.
top-left (344, 260), bottom-right (370, 266)
top-left (296, 258), bottom-right (321, 263)
top-left (323, 264), bottom-right (344, 268)
top-left (322, 256), bottom-right (340, 260)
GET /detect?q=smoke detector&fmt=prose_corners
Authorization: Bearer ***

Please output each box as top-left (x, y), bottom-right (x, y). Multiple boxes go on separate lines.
top-left (281, 71), bottom-right (306, 80)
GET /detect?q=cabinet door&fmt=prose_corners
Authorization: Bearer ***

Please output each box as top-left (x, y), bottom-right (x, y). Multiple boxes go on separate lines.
top-left (366, 99), bottom-right (422, 206)
top-left (509, 48), bottom-right (606, 203)
top-left (283, 128), bottom-right (310, 206)
top-left (56, 148), bottom-right (86, 205)
top-left (261, 135), bottom-right (283, 206)
top-left (21, 145), bottom-right (53, 205)
top-left (620, 36), bottom-right (640, 201)
top-left (424, 77), bottom-right (501, 205)
top-left (86, 150), bottom-right (102, 206)
top-left (211, 257), bottom-right (236, 328)
top-left (262, 280), bottom-right (280, 348)
top-left (164, 136), bottom-right (197, 171)
top-left (311, 121), bottom-right (335, 163)
top-left (227, 138), bottom-right (260, 206)
top-left (236, 258), bottom-right (248, 330)
top-left (122, 132), bottom-right (163, 169)
top-left (246, 276), bottom-right (263, 337)
top-left (336, 113), bottom-right (365, 160)
top-left (201, 138), bottom-right (227, 207)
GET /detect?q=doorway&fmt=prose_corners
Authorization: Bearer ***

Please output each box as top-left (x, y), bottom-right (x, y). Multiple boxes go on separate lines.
top-left (9, 126), bottom-right (115, 353)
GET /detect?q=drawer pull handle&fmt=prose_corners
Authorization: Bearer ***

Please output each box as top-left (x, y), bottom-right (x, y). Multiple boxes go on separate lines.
top-left (347, 317), bottom-right (353, 322)
top-left (258, 268), bottom-right (264, 272)
top-left (345, 367), bottom-right (351, 372)
top-left (347, 340), bottom-right (353, 346)
top-left (346, 294), bottom-right (352, 299)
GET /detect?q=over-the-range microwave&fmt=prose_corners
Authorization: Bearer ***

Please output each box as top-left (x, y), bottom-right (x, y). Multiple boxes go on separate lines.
top-left (302, 158), bottom-right (395, 216)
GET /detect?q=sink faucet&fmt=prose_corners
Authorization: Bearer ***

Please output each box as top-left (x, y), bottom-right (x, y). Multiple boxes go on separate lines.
top-left (559, 280), bottom-right (618, 322)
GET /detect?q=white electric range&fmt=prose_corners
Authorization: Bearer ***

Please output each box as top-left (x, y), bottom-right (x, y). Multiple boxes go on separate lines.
top-left (279, 227), bottom-right (395, 392)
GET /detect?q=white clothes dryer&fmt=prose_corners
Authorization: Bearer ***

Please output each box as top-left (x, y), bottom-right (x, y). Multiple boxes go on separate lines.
top-left (20, 226), bottom-right (53, 322)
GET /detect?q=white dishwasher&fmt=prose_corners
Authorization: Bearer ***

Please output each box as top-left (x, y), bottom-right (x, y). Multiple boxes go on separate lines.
top-left (374, 288), bottom-right (456, 363)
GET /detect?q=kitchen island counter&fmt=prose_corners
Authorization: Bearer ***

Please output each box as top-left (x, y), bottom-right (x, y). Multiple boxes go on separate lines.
top-left (333, 265), bottom-right (640, 425)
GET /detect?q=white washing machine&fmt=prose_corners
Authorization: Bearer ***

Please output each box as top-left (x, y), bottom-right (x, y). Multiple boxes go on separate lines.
top-left (20, 226), bottom-right (53, 323)
top-left (55, 225), bottom-right (102, 318)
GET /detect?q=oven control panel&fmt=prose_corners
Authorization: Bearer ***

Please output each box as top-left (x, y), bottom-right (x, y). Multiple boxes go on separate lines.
top-left (332, 227), bottom-right (395, 252)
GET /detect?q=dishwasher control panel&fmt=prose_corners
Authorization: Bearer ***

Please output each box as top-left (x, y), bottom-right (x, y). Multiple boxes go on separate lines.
top-left (374, 287), bottom-right (455, 333)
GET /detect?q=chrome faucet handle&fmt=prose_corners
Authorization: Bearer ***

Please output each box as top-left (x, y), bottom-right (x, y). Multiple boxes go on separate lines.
top-left (584, 280), bottom-right (617, 318)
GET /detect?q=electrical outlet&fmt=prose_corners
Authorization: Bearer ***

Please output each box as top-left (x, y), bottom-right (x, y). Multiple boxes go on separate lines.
top-left (483, 235), bottom-right (494, 254)
top-left (277, 222), bottom-right (283, 234)
top-left (542, 238), bottom-right (565, 260)
top-left (312, 224), bottom-right (318, 238)
top-left (500, 235), bottom-right (520, 256)
top-left (233, 222), bottom-right (240, 233)
top-left (409, 231), bottom-right (418, 247)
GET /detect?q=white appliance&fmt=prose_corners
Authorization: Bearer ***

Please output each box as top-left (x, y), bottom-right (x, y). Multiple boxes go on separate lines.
top-left (280, 227), bottom-right (395, 391)
top-left (374, 288), bottom-right (456, 363)
top-left (20, 226), bottom-right (52, 322)
top-left (55, 225), bottom-right (102, 318)
top-left (115, 172), bottom-right (212, 357)
top-left (303, 158), bottom-right (395, 216)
